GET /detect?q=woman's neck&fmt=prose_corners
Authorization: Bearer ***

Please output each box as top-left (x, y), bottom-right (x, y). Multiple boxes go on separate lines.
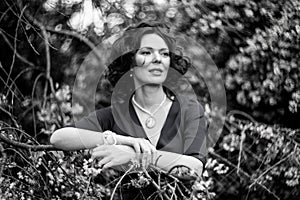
top-left (134, 84), bottom-right (165, 110)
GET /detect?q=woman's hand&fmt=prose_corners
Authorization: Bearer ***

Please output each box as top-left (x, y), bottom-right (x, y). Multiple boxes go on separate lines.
top-left (91, 145), bottom-right (136, 169)
top-left (91, 144), bottom-right (155, 169)
top-left (116, 135), bottom-right (157, 154)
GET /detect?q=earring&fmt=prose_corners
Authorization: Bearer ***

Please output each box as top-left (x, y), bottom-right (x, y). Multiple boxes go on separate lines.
top-left (129, 68), bottom-right (133, 77)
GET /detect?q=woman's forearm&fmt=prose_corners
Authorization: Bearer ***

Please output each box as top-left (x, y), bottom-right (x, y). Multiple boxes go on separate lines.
top-left (50, 127), bottom-right (104, 150)
top-left (154, 150), bottom-right (204, 176)
top-left (50, 127), bottom-right (144, 151)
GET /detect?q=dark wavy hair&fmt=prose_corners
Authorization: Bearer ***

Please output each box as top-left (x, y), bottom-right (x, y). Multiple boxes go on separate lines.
top-left (105, 21), bottom-right (191, 87)
top-left (103, 21), bottom-right (191, 103)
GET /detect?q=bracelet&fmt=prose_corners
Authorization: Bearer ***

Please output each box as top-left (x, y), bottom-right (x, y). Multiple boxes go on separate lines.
top-left (154, 155), bottom-right (162, 166)
top-left (103, 130), bottom-right (117, 145)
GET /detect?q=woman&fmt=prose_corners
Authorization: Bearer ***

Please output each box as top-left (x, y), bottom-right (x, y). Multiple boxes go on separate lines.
top-left (50, 22), bottom-right (207, 177)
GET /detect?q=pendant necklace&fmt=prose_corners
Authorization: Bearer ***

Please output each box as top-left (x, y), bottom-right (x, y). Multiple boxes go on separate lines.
top-left (132, 94), bottom-right (167, 129)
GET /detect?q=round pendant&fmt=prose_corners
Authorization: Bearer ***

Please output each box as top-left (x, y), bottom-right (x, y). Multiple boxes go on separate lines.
top-left (145, 117), bottom-right (156, 129)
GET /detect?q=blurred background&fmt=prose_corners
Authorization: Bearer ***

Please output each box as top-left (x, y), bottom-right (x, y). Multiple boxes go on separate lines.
top-left (0, 0), bottom-right (299, 199)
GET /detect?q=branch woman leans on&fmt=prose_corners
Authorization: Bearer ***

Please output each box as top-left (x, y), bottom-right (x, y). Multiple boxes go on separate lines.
top-left (50, 22), bottom-right (207, 181)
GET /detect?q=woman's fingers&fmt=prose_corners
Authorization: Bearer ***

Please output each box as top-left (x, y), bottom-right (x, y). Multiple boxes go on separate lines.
top-left (133, 142), bottom-right (141, 153)
top-left (92, 151), bottom-right (107, 159)
top-left (139, 139), bottom-right (155, 153)
top-left (97, 156), bottom-right (111, 168)
top-left (140, 139), bottom-right (149, 152)
top-left (102, 160), bottom-right (114, 169)
top-left (141, 153), bottom-right (152, 169)
top-left (92, 144), bottom-right (106, 152)
top-left (124, 137), bottom-right (157, 154)
top-left (91, 145), bottom-right (109, 159)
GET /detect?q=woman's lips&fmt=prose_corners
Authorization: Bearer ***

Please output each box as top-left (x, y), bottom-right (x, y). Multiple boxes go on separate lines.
top-left (149, 68), bottom-right (163, 72)
top-left (149, 69), bottom-right (163, 75)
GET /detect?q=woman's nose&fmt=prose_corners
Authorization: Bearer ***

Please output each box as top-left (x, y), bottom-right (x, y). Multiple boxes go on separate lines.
top-left (153, 51), bottom-right (162, 62)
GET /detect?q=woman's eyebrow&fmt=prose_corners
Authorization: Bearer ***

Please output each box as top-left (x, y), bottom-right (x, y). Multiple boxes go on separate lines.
top-left (139, 47), bottom-right (169, 51)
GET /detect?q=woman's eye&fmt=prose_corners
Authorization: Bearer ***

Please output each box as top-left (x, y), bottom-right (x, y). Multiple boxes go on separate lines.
top-left (141, 51), bottom-right (151, 55)
top-left (161, 52), bottom-right (170, 57)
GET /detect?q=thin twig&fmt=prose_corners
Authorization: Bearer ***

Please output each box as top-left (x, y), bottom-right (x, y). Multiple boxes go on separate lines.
top-left (21, 22), bottom-right (40, 55)
top-left (0, 142), bottom-right (6, 178)
top-left (2, 0), bottom-right (40, 55)
top-left (237, 124), bottom-right (248, 175)
top-left (249, 145), bottom-right (297, 189)
top-left (0, 2), bottom-right (13, 23)
top-left (0, 106), bottom-right (20, 128)
top-left (41, 26), bottom-right (51, 109)
top-left (4, 147), bottom-right (51, 197)
top-left (0, 63), bottom-right (24, 102)
top-left (31, 72), bottom-right (45, 137)
top-left (0, 125), bottom-right (39, 144)
top-left (144, 169), bottom-right (171, 200)
top-left (110, 165), bottom-right (134, 200)
top-left (5, 4), bottom-right (27, 87)
top-left (12, 66), bottom-right (43, 83)
top-left (0, 76), bottom-right (22, 102)
top-left (227, 110), bottom-right (258, 124)
top-left (15, 0), bottom-right (57, 50)
top-left (0, 27), bottom-right (21, 41)
top-left (210, 150), bottom-right (282, 200)
top-left (15, 1), bottom-right (52, 110)
top-left (0, 132), bottom-right (57, 151)
top-left (82, 176), bottom-right (92, 199)
top-left (46, 28), bottom-right (102, 63)
top-left (0, 29), bottom-right (35, 67)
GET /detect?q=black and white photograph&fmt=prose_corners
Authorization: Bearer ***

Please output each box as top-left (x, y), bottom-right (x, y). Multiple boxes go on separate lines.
top-left (0, 0), bottom-right (299, 199)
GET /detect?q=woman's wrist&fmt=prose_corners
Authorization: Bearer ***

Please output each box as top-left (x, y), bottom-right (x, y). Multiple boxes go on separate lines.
top-left (115, 134), bottom-right (127, 145)
top-left (102, 130), bottom-right (117, 145)
top-left (115, 135), bottom-right (136, 146)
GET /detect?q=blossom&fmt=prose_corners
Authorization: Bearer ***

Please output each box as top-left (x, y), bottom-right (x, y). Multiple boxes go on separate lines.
top-left (122, 0), bottom-right (136, 18)
top-left (106, 13), bottom-right (125, 29)
top-left (37, 109), bottom-right (51, 122)
top-left (71, 103), bottom-right (84, 115)
top-left (288, 100), bottom-right (298, 113)
top-left (55, 85), bottom-right (71, 101)
top-left (68, 0), bottom-right (105, 34)
top-left (261, 127), bottom-right (274, 140)
top-left (166, 7), bottom-right (177, 18)
top-left (43, 0), bottom-right (59, 12)
top-left (237, 91), bottom-right (247, 105)
top-left (284, 78), bottom-right (295, 92)
top-left (292, 91), bottom-right (300, 102)
top-left (244, 8), bottom-right (254, 17)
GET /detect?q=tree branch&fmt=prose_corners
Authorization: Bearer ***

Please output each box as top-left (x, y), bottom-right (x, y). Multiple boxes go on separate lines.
top-left (0, 132), bottom-right (58, 151)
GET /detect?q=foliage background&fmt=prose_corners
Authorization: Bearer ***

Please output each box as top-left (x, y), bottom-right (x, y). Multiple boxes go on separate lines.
top-left (0, 0), bottom-right (299, 199)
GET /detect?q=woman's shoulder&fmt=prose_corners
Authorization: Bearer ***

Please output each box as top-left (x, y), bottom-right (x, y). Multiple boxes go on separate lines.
top-left (175, 94), bottom-right (205, 117)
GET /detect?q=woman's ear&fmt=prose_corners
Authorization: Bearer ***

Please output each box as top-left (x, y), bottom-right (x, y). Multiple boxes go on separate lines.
top-left (131, 52), bottom-right (137, 67)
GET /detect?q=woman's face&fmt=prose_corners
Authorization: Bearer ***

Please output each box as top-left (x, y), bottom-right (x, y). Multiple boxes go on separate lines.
top-left (133, 33), bottom-right (170, 87)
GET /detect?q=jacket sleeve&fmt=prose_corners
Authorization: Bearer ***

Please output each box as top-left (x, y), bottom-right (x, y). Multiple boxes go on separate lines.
top-left (182, 97), bottom-right (207, 166)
